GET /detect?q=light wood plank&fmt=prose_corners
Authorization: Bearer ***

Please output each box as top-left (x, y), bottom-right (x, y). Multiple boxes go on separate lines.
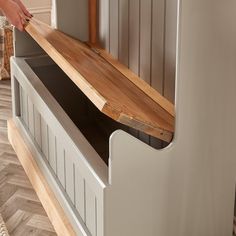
top-left (26, 214), bottom-right (56, 233)
top-left (89, 0), bottom-right (97, 44)
top-left (8, 119), bottom-right (76, 236)
top-left (25, 18), bottom-right (174, 142)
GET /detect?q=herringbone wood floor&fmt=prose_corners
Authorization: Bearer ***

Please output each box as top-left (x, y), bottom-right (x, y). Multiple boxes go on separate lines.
top-left (0, 79), bottom-right (57, 236)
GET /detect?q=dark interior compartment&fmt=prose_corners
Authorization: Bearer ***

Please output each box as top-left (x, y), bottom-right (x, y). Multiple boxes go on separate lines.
top-left (27, 57), bottom-right (163, 165)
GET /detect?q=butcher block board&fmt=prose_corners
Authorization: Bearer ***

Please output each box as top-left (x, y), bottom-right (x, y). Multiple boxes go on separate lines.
top-left (25, 18), bottom-right (175, 142)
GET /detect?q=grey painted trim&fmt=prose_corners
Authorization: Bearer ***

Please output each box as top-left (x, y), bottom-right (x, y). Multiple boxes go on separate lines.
top-left (11, 56), bottom-right (108, 190)
top-left (11, 56), bottom-right (106, 235)
top-left (13, 29), bottom-right (45, 57)
top-left (13, 116), bottom-right (90, 236)
top-left (53, 0), bottom-right (89, 41)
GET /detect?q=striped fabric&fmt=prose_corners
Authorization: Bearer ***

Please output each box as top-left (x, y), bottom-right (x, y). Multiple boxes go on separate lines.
top-left (0, 214), bottom-right (9, 236)
top-left (0, 16), bottom-right (13, 80)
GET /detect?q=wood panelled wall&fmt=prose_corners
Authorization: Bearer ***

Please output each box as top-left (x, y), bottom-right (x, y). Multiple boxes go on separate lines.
top-left (98, 0), bottom-right (177, 146)
top-left (98, 0), bottom-right (177, 103)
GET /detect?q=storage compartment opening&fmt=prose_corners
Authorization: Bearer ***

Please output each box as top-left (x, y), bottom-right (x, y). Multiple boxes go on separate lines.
top-left (26, 56), bottom-right (166, 165)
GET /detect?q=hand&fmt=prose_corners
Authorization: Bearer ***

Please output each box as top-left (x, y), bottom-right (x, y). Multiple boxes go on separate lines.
top-left (0, 0), bottom-right (31, 31)
top-left (12, 0), bottom-right (31, 18)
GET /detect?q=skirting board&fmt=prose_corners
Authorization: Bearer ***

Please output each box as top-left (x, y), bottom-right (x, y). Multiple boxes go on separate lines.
top-left (7, 119), bottom-right (76, 236)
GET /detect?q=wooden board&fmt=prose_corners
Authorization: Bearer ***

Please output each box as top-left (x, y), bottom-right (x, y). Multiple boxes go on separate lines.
top-left (25, 18), bottom-right (175, 142)
top-left (7, 119), bottom-right (76, 236)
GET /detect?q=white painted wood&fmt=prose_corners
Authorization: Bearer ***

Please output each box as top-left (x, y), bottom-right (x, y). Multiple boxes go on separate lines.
top-left (65, 149), bottom-right (75, 204)
top-left (118, 0), bottom-right (129, 66)
top-left (99, 0), bottom-right (177, 147)
top-left (20, 86), bottom-right (28, 127)
top-left (12, 117), bottom-right (91, 236)
top-left (99, 0), bottom-right (110, 50)
top-left (151, 0), bottom-right (165, 93)
top-left (96, 199), bottom-right (103, 236)
top-left (11, 77), bottom-right (21, 117)
top-left (19, 85), bottom-right (23, 120)
top-left (40, 115), bottom-right (49, 161)
top-left (48, 126), bottom-right (57, 173)
top-left (34, 108), bottom-right (42, 148)
top-left (109, 0), bottom-right (118, 58)
top-left (11, 56), bottom-right (108, 198)
top-left (75, 167), bottom-right (85, 222)
top-left (56, 139), bottom-right (65, 188)
top-left (11, 58), bottom-right (94, 236)
top-left (164, 0), bottom-right (178, 103)
top-left (139, 0), bottom-right (152, 144)
top-left (12, 1), bottom-right (236, 234)
top-left (54, 0), bottom-right (89, 41)
top-left (22, 0), bottom-right (52, 25)
top-left (85, 183), bottom-right (96, 236)
top-left (128, 0), bottom-right (140, 76)
top-left (27, 96), bottom-right (35, 137)
top-left (103, 1), bottom-right (236, 235)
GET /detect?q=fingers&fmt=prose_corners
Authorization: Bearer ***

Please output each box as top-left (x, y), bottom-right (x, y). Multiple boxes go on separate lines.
top-left (16, 12), bottom-right (27, 31)
top-left (1, 0), bottom-right (30, 31)
top-left (14, 0), bottom-right (32, 18)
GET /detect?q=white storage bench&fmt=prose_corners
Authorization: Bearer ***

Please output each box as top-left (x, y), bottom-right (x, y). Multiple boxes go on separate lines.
top-left (8, 0), bottom-right (236, 235)
top-left (11, 55), bottom-right (108, 235)
top-left (10, 48), bottom-right (172, 235)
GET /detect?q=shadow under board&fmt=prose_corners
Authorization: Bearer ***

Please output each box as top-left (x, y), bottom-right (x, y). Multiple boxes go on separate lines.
top-left (29, 60), bottom-right (165, 165)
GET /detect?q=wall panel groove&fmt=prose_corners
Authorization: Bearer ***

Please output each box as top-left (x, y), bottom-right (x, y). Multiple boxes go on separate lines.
top-left (98, 0), bottom-right (177, 147)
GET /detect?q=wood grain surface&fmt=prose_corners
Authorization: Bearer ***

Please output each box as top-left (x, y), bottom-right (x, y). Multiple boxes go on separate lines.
top-left (25, 18), bottom-right (175, 142)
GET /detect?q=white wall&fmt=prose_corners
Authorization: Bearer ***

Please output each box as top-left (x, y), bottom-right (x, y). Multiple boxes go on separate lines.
top-left (22, 0), bottom-right (51, 24)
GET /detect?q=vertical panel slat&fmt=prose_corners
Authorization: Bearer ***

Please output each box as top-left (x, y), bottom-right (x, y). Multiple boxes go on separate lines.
top-left (129, 0), bottom-right (140, 74)
top-left (75, 168), bottom-right (85, 221)
top-left (65, 150), bottom-right (75, 204)
top-left (34, 108), bottom-right (42, 148)
top-left (21, 87), bottom-right (28, 127)
top-left (96, 200), bottom-right (103, 236)
top-left (99, 0), bottom-right (110, 50)
top-left (27, 97), bottom-right (35, 137)
top-left (12, 77), bottom-right (21, 117)
top-left (41, 116), bottom-right (49, 161)
top-left (150, 0), bottom-right (166, 148)
top-left (118, 0), bottom-right (129, 65)
top-left (57, 139), bottom-right (65, 188)
top-left (109, 0), bottom-right (119, 58)
top-left (85, 183), bottom-right (96, 236)
top-left (139, 0), bottom-right (152, 144)
top-left (19, 86), bottom-right (23, 121)
top-left (164, 0), bottom-right (177, 103)
top-left (99, 0), bottom-right (176, 148)
top-left (151, 0), bottom-right (165, 93)
top-left (128, 0), bottom-right (140, 138)
top-left (48, 127), bottom-right (57, 173)
top-left (140, 0), bottom-right (152, 84)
